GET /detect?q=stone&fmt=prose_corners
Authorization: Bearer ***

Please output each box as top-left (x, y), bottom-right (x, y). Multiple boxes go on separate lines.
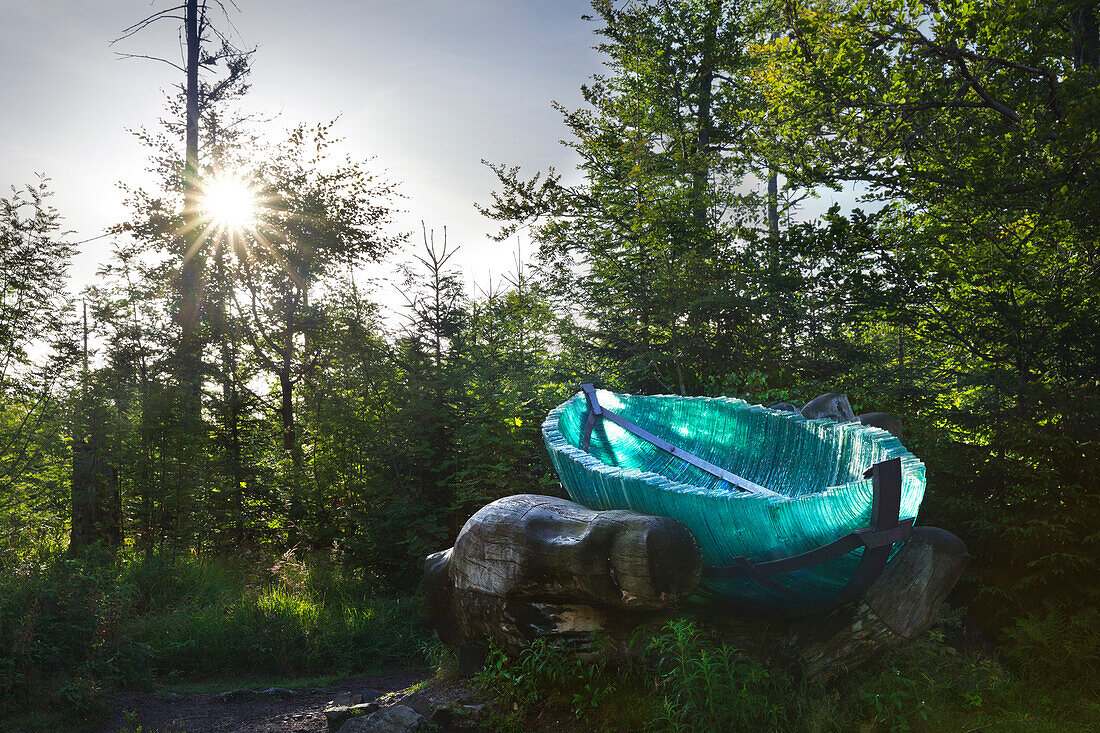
top-left (429, 702), bottom-right (485, 729)
top-left (768, 402), bottom-right (800, 412)
top-left (338, 704), bottom-right (423, 733)
top-left (427, 706), bottom-right (453, 728)
top-left (216, 688), bottom-right (250, 702)
top-left (259, 687), bottom-right (296, 697)
top-left (455, 703), bottom-right (486, 727)
top-left (391, 691), bottom-right (432, 717)
top-left (330, 691), bottom-right (363, 707)
top-left (217, 686), bottom-right (296, 702)
top-left (801, 392), bottom-right (857, 422)
top-left (858, 411), bottom-right (903, 439)
top-left (325, 702), bottom-right (380, 730)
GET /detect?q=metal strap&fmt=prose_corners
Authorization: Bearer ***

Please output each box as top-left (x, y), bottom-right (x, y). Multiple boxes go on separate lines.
top-left (579, 384), bottom-right (779, 496)
top-left (703, 518), bottom-right (915, 579)
top-left (703, 457), bottom-right (911, 609)
top-left (580, 384), bottom-right (602, 452)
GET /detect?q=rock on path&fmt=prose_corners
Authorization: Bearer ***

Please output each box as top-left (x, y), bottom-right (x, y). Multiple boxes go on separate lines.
top-left (97, 672), bottom-right (430, 733)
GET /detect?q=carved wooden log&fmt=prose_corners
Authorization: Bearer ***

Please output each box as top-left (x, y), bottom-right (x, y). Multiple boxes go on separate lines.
top-left (796, 526), bottom-right (969, 675)
top-left (424, 494), bottom-right (702, 665)
top-left (858, 411), bottom-right (904, 439)
top-left (801, 392), bottom-right (857, 422)
top-left (425, 495), bottom-right (968, 679)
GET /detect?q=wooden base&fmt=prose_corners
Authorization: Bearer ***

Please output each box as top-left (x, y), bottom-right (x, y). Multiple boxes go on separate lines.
top-left (424, 495), bottom-right (968, 678)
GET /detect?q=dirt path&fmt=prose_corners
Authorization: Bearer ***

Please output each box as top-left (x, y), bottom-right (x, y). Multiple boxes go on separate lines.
top-left (95, 671), bottom-right (432, 733)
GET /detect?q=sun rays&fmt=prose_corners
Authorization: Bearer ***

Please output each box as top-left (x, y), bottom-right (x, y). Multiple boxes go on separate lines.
top-left (202, 174), bottom-right (258, 232)
top-left (180, 171), bottom-right (306, 288)
top-left (184, 171), bottom-right (268, 268)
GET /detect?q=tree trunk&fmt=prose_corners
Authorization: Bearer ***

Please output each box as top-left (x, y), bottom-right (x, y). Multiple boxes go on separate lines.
top-left (138, 377), bottom-right (155, 555)
top-left (424, 494), bottom-right (702, 662)
top-left (280, 323), bottom-right (297, 464)
top-left (70, 303), bottom-right (122, 550)
top-left (691, 9), bottom-right (715, 231)
top-left (214, 244), bottom-right (247, 539)
top-left (1072, 7), bottom-right (1100, 69)
top-left (767, 169), bottom-right (779, 238)
top-left (178, 0), bottom-right (203, 424)
top-left (69, 436), bottom-right (121, 550)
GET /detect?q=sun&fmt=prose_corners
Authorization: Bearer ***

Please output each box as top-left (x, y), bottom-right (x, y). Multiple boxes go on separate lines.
top-left (201, 174), bottom-right (257, 230)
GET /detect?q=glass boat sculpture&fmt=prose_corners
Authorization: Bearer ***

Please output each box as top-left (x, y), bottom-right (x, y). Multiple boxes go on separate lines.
top-left (542, 385), bottom-right (926, 610)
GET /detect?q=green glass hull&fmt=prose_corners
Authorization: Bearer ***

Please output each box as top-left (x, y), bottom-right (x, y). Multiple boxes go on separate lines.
top-left (542, 389), bottom-right (926, 609)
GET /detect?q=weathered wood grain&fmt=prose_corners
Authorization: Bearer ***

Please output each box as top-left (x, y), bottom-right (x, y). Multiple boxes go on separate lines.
top-left (425, 494), bottom-right (701, 660)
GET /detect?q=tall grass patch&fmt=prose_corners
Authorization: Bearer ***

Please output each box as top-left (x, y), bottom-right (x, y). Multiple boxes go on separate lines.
top-left (0, 549), bottom-right (427, 725)
top-left (465, 617), bottom-right (1099, 732)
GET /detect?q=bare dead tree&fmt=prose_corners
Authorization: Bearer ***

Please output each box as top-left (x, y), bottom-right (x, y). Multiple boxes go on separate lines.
top-left (113, 1), bottom-right (254, 421)
top-left (99, 2), bottom-right (255, 543)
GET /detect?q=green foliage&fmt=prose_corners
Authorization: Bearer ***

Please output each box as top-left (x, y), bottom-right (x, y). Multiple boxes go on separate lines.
top-left (421, 637), bottom-right (459, 680)
top-left (0, 551), bottom-right (426, 726)
top-left (1002, 602), bottom-right (1100, 685)
top-left (750, 0), bottom-right (1100, 628)
top-left (1, 1), bottom-right (1098, 727)
top-left (474, 638), bottom-right (626, 731)
top-left (856, 667), bottom-right (930, 733)
top-left (0, 179), bottom-right (77, 561)
top-left (470, 616), bottom-right (1098, 732)
top-left (647, 619), bottom-right (788, 731)
top-left (483, 0), bottom-right (1100, 661)
top-left (481, 0), bottom-right (787, 395)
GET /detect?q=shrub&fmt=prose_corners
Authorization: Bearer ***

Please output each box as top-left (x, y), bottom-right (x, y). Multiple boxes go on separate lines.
top-left (1002, 602), bottom-right (1100, 687)
top-left (0, 550), bottom-right (427, 727)
top-left (646, 619), bottom-right (789, 731)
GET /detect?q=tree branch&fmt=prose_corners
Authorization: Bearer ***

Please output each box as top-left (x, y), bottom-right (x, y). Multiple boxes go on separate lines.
top-left (112, 8), bottom-right (187, 44)
top-left (113, 52), bottom-right (186, 73)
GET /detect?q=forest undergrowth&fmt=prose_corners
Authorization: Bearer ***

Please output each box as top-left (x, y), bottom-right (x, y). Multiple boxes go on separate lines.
top-left (461, 617), bottom-right (1099, 732)
top-left (0, 550), bottom-right (428, 731)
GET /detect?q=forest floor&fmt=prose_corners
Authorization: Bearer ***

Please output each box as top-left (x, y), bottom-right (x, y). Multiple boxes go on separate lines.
top-left (93, 671), bottom-right (431, 733)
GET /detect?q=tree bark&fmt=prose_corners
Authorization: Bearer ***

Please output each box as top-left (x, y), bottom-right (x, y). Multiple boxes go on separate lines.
top-left (698, 526), bottom-right (970, 679)
top-left (280, 317), bottom-right (298, 464)
top-left (767, 169), bottom-right (779, 237)
top-left (1072, 7), bottom-right (1100, 69)
top-left (70, 304), bottom-right (122, 550)
top-left (178, 0), bottom-right (203, 423)
top-left (691, 4), bottom-right (716, 232)
top-left (69, 438), bottom-right (121, 550)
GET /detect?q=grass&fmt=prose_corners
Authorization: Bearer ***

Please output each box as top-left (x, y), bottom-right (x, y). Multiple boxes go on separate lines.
top-left (156, 671), bottom-right (375, 696)
top-left (0, 549), bottom-right (430, 731)
top-left (466, 616), bottom-right (1100, 732)
top-left (3, 547), bottom-right (1097, 732)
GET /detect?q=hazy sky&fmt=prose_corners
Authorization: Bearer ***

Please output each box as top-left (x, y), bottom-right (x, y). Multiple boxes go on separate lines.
top-left (1, 0), bottom-right (603, 296)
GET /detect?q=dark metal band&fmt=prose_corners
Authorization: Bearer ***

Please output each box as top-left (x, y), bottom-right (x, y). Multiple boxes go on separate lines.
top-left (703, 518), bottom-right (915, 580)
top-left (703, 457), bottom-right (911, 608)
